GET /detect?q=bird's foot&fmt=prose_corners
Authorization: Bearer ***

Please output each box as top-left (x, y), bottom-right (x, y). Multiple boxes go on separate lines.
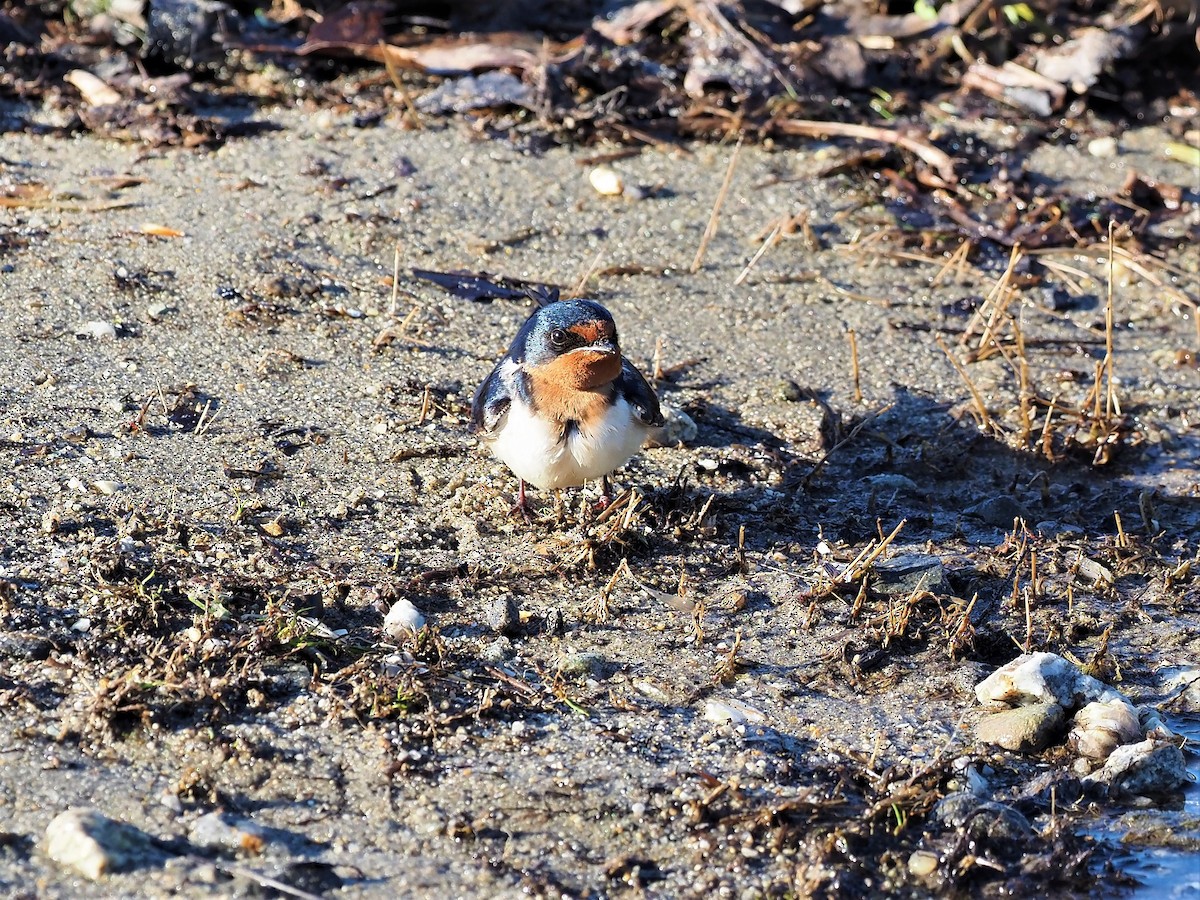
top-left (509, 481), bottom-right (535, 523)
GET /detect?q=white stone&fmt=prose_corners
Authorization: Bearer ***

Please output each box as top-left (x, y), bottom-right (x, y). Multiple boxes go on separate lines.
top-left (75, 320), bottom-right (117, 340)
top-left (383, 598), bottom-right (425, 638)
top-left (1068, 698), bottom-right (1143, 760)
top-left (704, 698), bottom-right (767, 725)
top-left (975, 651), bottom-right (1129, 711)
top-left (44, 808), bottom-right (154, 880)
top-left (589, 166), bottom-right (624, 197)
top-left (1084, 738), bottom-right (1188, 796)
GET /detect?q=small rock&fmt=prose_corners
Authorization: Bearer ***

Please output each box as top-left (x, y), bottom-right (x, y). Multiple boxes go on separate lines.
top-left (91, 480), bottom-right (120, 496)
top-left (703, 698), bottom-right (767, 725)
top-left (1087, 136), bottom-right (1118, 157)
top-left (908, 850), bottom-right (939, 877)
top-left (778, 380), bottom-right (804, 402)
top-left (1084, 738), bottom-right (1188, 797)
top-left (861, 473), bottom-right (919, 494)
top-left (556, 650), bottom-right (606, 679)
top-left (1011, 768), bottom-right (1085, 807)
top-left (187, 812), bottom-right (266, 857)
top-left (75, 320), bottom-right (117, 340)
top-left (1156, 664), bottom-right (1200, 713)
top-left (647, 404), bottom-right (697, 447)
top-left (963, 495), bottom-right (1029, 528)
top-left (1137, 707), bottom-right (1174, 740)
top-left (871, 554), bottom-right (948, 594)
top-left (1068, 698), bottom-right (1143, 760)
top-left (589, 166), bottom-right (624, 197)
top-left (382, 598), bottom-right (425, 638)
top-left (934, 793), bottom-right (1032, 843)
top-left (976, 702), bottom-right (1065, 752)
top-left (479, 637), bottom-right (515, 663)
top-left (0, 630), bottom-right (54, 661)
top-left (44, 808), bottom-right (159, 880)
top-left (483, 596), bottom-right (519, 635)
top-left (633, 680), bottom-right (670, 703)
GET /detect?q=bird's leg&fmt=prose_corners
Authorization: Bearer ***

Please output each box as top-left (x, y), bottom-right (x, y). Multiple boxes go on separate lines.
top-left (597, 475), bottom-right (614, 510)
top-left (553, 489), bottom-right (565, 525)
top-left (510, 479), bottom-right (534, 522)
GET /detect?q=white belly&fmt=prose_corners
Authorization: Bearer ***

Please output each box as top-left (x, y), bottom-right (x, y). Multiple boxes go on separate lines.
top-left (489, 396), bottom-right (649, 490)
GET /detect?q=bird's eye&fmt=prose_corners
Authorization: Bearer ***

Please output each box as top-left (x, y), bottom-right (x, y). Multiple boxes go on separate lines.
top-left (549, 328), bottom-right (569, 350)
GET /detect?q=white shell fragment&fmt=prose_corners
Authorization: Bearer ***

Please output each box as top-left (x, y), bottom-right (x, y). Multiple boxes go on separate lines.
top-left (589, 166), bottom-right (625, 197)
top-left (383, 598), bottom-right (426, 638)
top-left (76, 320), bottom-right (117, 340)
top-left (91, 480), bottom-right (120, 496)
top-left (704, 698), bottom-right (767, 725)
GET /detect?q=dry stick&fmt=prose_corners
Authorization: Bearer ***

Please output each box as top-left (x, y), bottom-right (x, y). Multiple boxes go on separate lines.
top-left (972, 245), bottom-right (1024, 359)
top-left (213, 861), bottom-right (326, 900)
top-left (1013, 316), bottom-right (1033, 447)
top-left (1104, 219), bottom-right (1118, 420)
top-left (846, 519), bottom-right (908, 582)
top-left (961, 242), bottom-right (1021, 347)
top-left (651, 336), bottom-right (667, 381)
top-left (936, 335), bottom-right (996, 433)
top-left (847, 328), bottom-right (863, 404)
top-left (771, 119), bottom-right (957, 184)
top-left (803, 402), bottom-right (895, 485)
top-left (690, 138), bottom-right (743, 273)
top-left (390, 242), bottom-right (402, 317)
top-left (733, 219), bottom-right (783, 285)
top-left (569, 248), bottom-right (606, 298)
top-left (379, 41), bottom-right (422, 129)
top-left (931, 239), bottom-right (973, 287)
top-left (1023, 586), bottom-right (1034, 653)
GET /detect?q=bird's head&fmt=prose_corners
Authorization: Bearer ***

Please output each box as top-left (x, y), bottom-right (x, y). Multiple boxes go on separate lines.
top-left (517, 299), bottom-right (623, 391)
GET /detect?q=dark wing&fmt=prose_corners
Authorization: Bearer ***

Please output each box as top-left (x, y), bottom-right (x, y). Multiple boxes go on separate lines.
top-left (470, 363), bottom-right (512, 437)
top-left (618, 358), bottom-right (665, 428)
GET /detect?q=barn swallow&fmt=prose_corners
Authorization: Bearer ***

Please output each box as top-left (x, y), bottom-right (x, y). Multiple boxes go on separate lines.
top-left (471, 289), bottom-right (664, 516)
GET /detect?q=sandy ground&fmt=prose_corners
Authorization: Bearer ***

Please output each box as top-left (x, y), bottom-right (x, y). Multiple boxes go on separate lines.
top-left (0, 103), bottom-right (1198, 898)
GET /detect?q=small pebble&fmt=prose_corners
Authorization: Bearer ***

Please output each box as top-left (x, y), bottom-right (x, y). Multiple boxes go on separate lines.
top-left (382, 598), bottom-right (425, 638)
top-left (1087, 136), bottom-right (1118, 158)
top-left (908, 850), bottom-right (939, 877)
top-left (483, 596), bottom-right (519, 635)
top-left (589, 166), bottom-right (624, 197)
top-left (75, 320), bottom-right (117, 340)
top-left (704, 698), bottom-right (767, 725)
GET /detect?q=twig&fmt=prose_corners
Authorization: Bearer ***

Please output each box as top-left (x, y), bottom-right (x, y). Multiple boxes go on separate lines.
top-left (1104, 220), bottom-right (1118, 420)
top-left (803, 403), bottom-right (894, 485)
top-left (691, 138), bottom-right (743, 273)
top-left (844, 519), bottom-right (908, 582)
top-left (212, 861), bottom-right (326, 900)
top-left (390, 242), bottom-right (401, 317)
top-left (847, 328), bottom-right (863, 404)
top-left (568, 248), bottom-right (606, 298)
top-left (770, 118), bottom-right (956, 184)
top-left (936, 335), bottom-right (996, 434)
top-left (733, 219), bottom-right (782, 285)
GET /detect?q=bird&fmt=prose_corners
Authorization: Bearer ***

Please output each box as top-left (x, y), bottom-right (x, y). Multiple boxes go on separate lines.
top-left (471, 288), bottom-right (664, 517)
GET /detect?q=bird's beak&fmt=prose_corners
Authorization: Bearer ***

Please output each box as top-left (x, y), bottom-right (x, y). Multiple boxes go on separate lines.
top-left (584, 338), bottom-right (618, 356)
